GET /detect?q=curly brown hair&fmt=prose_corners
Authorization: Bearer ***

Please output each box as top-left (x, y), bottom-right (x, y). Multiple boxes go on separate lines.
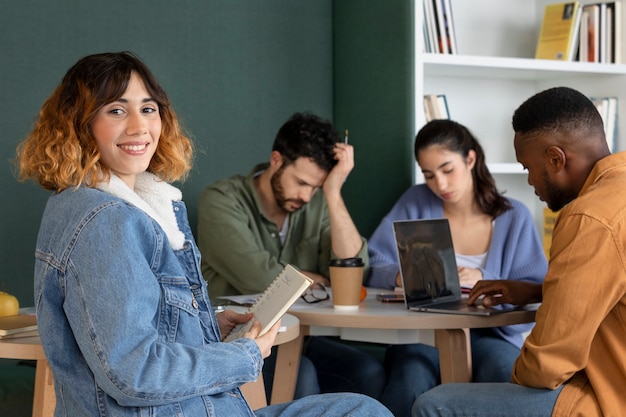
top-left (16, 51), bottom-right (193, 191)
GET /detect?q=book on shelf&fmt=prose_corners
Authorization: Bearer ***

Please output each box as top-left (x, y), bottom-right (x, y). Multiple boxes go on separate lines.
top-left (0, 314), bottom-right (37, 339)
top-left (543, 208), bottom-right (560, 260)
top-left (600, 2), bottom-right (608, 62)
top-left (432, 0), bottom-right (448, 54)
top-left (441, 0), bottom-right (458, 54)
top-left (606, 2), bottom-right (613, 62)
top-left (607, 1), bottom-right (622, 63)
top-left (535, 2), bottom-right (582, 61)
top-left (590, 96), bottom-right (619, 152)
top-left (423, 0), bottom-right (438, 53)
top-left (582, 3), bottom-right (601, 62)
top-left (424, 0), bottom-right (457, 54)
top-left (223, 264), bottom-right (313, 342)
top-left (576, 1), bottom-right (622, 63)
top-left (423, 94), bottom-right (450, 121)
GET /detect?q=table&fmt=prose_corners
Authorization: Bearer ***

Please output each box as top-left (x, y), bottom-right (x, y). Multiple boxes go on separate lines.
top-left (0, 313), bottom-right (302, 416)
top-left (0, 336), bottom-right (54, 417)
top-left (289, 289), bottom-right (537, 383)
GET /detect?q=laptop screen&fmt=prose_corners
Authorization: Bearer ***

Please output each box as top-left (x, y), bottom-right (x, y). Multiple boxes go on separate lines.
top-left (393, 219), bottom-right (462, 305)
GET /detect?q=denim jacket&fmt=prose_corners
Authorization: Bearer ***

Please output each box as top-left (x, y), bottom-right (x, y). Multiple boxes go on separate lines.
top-left (34, 183), bottom-right (262, 417)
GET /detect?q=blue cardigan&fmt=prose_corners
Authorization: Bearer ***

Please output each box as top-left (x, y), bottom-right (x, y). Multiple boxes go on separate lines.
top-left (367, 184), bottom-right (548, 348)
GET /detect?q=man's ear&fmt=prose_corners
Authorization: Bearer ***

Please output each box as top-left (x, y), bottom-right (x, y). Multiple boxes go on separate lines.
top-left (269, 151), bottom-right (283, 169)
top-left (545, 145), bottom-right (566, 173)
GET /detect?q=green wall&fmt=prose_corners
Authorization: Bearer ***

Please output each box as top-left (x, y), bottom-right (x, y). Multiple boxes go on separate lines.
top-left (0, 0), bottom-right (413, 306)
top-left (333, 0), bottom-right (415, 237)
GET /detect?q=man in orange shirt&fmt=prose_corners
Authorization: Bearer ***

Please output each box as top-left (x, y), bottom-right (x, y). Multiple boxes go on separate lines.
top-left (413, 87), bottom-right (626, 417)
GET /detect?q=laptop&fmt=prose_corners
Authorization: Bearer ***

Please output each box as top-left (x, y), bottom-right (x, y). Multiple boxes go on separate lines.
top-left (393, 218), bottom-right (517, 316)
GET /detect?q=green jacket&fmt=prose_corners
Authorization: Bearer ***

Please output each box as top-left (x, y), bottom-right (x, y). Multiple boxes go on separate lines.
top-left (197, 163), bottom-right (369, 297)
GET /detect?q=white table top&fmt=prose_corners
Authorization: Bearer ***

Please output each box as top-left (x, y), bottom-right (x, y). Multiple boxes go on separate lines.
top-left (288, 288), bottom-right (538, 344)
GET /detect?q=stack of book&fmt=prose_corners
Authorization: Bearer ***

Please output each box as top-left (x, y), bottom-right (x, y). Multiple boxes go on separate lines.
top-left (580, 2), bottom-right (622, 63)
top-left (423, 94), bottom-right (450, 121)
top-left (535, 1), bottom-right (622, 63)
top-left (423, 0), bottom-right (457, 54)
top-left (0, 314), bottom-right (38, 340)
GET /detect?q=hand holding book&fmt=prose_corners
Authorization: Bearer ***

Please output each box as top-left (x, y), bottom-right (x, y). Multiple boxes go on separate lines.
top-left (223, 264), bottom-right (313, 342)
top-left (246, 319), bottom-right (282, 358)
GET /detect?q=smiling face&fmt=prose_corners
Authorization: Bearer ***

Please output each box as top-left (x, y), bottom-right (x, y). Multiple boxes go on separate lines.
top-left (417, 145), bottom-right (476, 205)
top-left (91, 72), bottom-right (161, 189)
top-left (270, 155), bottom-right (327, 213)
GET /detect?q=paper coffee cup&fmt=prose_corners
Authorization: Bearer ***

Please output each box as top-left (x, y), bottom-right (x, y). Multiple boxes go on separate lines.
top-left (329, 257), bottom-right (364, 310)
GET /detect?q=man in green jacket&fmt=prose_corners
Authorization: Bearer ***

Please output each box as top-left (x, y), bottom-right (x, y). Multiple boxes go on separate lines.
top-left (197, 112), bottom-right (385, 400)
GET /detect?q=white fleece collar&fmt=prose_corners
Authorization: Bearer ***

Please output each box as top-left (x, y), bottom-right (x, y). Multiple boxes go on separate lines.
top-left (96, 172), bottom-right (186, 250)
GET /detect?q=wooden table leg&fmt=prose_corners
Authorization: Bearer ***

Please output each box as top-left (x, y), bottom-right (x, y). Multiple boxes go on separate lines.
top-left (435, 328), bottom-right (471, 383)
top-left (32, 358), bottom-right (55, 417)
top-left (269, 332), bottom-right (304, 405)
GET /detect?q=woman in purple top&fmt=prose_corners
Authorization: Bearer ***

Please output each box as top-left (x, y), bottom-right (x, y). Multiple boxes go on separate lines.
top-left (367, 119), bottom-right (547, 417)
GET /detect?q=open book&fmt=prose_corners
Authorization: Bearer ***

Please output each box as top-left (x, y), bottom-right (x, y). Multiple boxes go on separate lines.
top-left (224, 264), bottom-right (313, 342)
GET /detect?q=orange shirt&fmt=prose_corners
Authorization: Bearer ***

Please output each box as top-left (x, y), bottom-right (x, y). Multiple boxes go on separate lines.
top-left (512, 152), bottom-right (626, 417)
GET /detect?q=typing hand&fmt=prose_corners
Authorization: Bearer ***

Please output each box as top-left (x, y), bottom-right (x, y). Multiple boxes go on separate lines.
top-left (468, 280), bottom-right (542, 307)
top-left (246, 319), bottom-right (281, 358)
top-left (217, 310), bottom-right (253, 340)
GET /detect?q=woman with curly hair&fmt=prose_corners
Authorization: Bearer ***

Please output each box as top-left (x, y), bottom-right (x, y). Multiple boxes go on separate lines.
top-left (16, 51), bottom-right (391, 417)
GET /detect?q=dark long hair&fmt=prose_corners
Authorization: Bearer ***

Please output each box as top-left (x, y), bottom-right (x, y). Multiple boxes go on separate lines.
top-left (414, 119), bottom-right (511, 217)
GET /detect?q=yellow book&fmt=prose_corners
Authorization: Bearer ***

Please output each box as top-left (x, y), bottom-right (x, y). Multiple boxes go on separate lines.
top-left (535, 2), bottom-right (582, 61)
top-left (543, 207), bottom-right (560, 259)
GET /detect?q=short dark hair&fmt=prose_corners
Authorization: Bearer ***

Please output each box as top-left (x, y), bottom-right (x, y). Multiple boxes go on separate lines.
top-left (414, 119), bottom-right (511, 218)
top-left (512, 86), bottom-right (604, 136)
top-left (272, 112), bottom-right (339, 172)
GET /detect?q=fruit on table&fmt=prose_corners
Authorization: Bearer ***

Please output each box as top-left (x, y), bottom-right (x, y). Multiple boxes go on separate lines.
top-left (360, 286), bottom-right (367, 302)
top-left (0, 291), bottom-right (19, 317)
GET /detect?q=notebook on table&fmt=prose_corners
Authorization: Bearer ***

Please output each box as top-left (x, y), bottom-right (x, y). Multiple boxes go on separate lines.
top-left (0, 314), bottom-right (38, 338)
top-left (393, 218), bottom-right (517, 316)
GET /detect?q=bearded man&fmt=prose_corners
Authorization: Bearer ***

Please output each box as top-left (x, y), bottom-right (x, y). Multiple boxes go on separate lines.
top-left (197, 112), bottom-right (385, 402)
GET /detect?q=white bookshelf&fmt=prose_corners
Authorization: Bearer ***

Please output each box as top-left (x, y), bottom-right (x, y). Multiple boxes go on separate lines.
top-left (414, 0), bottom-right (626, 233)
